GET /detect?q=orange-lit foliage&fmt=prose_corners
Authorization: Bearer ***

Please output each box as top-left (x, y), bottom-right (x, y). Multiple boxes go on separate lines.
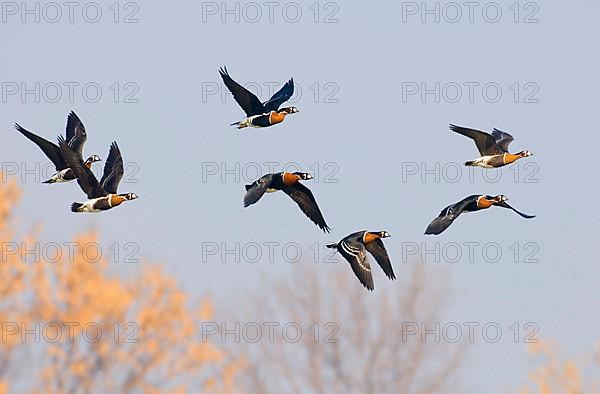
top-left (0, 177), bottom-right (240, 393)
top-left (519, 340), bottom-right (600, 394)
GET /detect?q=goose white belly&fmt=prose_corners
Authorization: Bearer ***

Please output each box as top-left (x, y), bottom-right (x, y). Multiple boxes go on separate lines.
top-left (79, 197), bottom-right (104, 213)
top-left (47, 169), bottom-right (73, 183)
top-left (467, 155), bottom-right (498, 168)
top-left (242, 114), bottom-right (265, 128)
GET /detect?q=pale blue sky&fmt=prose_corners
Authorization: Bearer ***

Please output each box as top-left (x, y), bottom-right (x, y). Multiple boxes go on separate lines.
top-left (2, 0), bottom-right (599, 391)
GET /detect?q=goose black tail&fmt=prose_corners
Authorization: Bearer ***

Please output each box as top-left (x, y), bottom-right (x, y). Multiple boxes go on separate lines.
top-left (71, 202), bottom-right (83, 213)
top-left (326, 243), bottom-right (338, 249)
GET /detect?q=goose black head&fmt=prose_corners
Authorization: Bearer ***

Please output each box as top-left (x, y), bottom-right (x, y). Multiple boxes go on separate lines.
top-left (518, 150), bottom-right (533, 157)
top-left (122, 193), bottom-right (139, 201)
top-left (85, 155), bottom-right (101, 164)
top-left (374, 231), bottom-right (391, 238)
top-left (280, 107), bottom-right (299, 114)
top-left (293, 172), bottom-right (313, 181)
top-left (491, 195), bottom-right (508, 204)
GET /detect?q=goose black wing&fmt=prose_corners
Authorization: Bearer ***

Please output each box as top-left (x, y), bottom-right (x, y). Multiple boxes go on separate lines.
top-left (491, 128), bottom-right (514, 153)
top-left (496, 201), bottom-right (536, 219)
top-left (282, 182), bottom-right (330, 233)
top-left (65, 111), bottom-right (87, 159)
top-left (263, 78), bottom-right (294, 112)
top-left (365, 239), bottom-right (396, 280)
top-left (450, 124), bottom-right (503, 156)
top-left (15, 123), bottom-right (67, 170)
top-left (59, 137), bottom-right (106, 199)
top-left (243, 174), bottom-right (273, 207)
top-left (219, 67), bottom-right (265, 116)
top-left (99, 142), bottom-right (124, 194)
top-left (425, 199), bottom-right (471, 235)
top-left (338, 239), bottom-right (374, 291)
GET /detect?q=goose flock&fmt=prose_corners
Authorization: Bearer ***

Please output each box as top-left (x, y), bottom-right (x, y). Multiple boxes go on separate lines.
top-left (13, 68), bottom-right (536, 290)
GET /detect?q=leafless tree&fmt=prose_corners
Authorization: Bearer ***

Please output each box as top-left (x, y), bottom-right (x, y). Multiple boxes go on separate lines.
top-left (222, 262), bottom-right (466, 394)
